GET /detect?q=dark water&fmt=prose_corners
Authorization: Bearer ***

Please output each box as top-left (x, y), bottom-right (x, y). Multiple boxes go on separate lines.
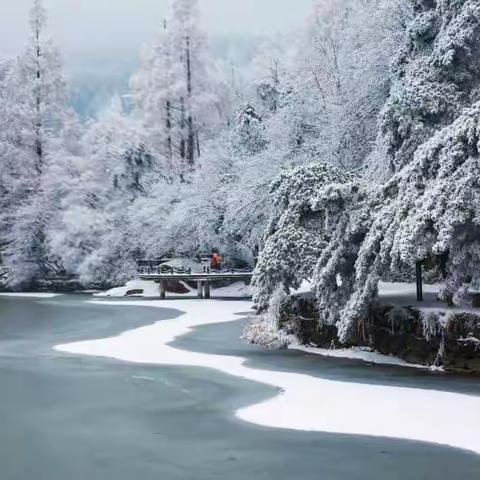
top-left (0, 295), bottom-right (479, 480)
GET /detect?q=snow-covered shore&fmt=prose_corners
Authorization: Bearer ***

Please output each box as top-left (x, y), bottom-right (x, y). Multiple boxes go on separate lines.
top-left (289, 344), bottom-right (432, 370)
top-left (0, 293), bottom-right (61, 298)
top-left (55, 299), bottom-right (480, 455)
top-left (94, 279), bottom-right (253, 298)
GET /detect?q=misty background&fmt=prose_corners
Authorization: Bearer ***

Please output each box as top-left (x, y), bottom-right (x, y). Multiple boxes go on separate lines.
top-left (0, 0), bottom-right (313, 118)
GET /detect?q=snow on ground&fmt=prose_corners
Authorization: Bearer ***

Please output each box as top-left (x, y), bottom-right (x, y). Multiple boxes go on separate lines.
top-left (291, 280), bottom-right (314, 295)
top-left (95, 280), bottom-right (251, 298)
top-left (55, 299), bottom-right (480, 455)
top-left (161, 258), bottom-right (206, 272)
top-left (210, 282), bottom-right (253, 298)
top-left (95, 280), bottom-right (165, 298)
top-left (289, 344), bottom-right (428, 369)
top-left (378, 282), bottom-right (443, 297)
top-left (0, 293), bottom-right (60, 298)
top-left (294, 281), bottom-right (479, 313)
top-left (378, 282), bottom-right (480, 314)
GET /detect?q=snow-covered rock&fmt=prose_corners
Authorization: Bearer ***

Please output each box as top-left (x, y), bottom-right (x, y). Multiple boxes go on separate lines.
top-left (95, 280), bottom-right (164, 298)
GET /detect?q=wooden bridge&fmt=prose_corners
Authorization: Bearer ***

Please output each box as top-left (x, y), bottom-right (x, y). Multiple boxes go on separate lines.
top-left (139, 269), bottom-right (253, 300)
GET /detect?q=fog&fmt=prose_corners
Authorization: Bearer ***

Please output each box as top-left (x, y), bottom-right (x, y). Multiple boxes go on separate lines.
top-left (1, 0), bottom-right (312, 58)
top-left (0, 0), bottom-right (313, 115)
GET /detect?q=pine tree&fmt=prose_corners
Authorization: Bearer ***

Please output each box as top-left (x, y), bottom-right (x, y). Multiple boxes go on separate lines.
top-left (0, 0), bottom-right (77, 288)
top-left (130, 0), bottom-right (228, 176)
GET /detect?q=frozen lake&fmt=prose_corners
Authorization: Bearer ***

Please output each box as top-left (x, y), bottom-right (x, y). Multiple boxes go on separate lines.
top-left (0, 294), bottom-right (479, 480)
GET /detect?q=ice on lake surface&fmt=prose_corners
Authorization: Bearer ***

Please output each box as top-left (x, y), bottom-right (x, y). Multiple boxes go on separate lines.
top-left (0, 294), bottom-right (479, 480)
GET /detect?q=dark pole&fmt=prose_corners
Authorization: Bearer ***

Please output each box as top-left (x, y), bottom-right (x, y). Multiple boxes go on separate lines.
top-left (416, 261), bottom-right (423, 302)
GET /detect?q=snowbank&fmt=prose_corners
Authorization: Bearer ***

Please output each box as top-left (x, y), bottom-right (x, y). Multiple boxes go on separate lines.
top-left (377, 282), bottom-right (479, 313)
top-left (95, 280), bottom-right (251, 298)
top-left (291, 280), bottom-right (314, 295)
top-left (164, 258), bottom-right (206, 271)
top-left (209, 282), bottom-right (253, 298)
top-left (0, 293), bottom-right (60, 298)
top-left (94, 280), bottom-right (166, 298)
top-left (289, 344), bottom-right (430, 369)
top-left (55, 299), bottom-right (480, 455)
top-left (378, 282), bottom-right (442, 297)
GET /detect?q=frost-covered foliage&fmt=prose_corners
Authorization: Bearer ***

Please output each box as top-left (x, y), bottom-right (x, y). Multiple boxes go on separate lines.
top-left (252, 163), bottom-right (352, 309)
top-left (380, 0), bottom-right (480, 172)
top-left (243, 287), bottom-right (291, 350)
top-left (248, 0), bottom-right (480, 348)
top-left (50, 98), bottom-right (162, 286)
top-left (0, 0), bottom-right (411, 288)
top-left (310, 0), bottom-right (480, 343)
top-left (374, 101), bottom-right (480, 304)
top-left (130, 0), bottom-right (229, 175)
top-left (3, 0), bottom-right (477, 316)
top-left (0, 0), bottom-right (82, 288)
top-left (200, 0), bottom-right (408, 266)
top-left (300, 0), bottom-right (411, 169)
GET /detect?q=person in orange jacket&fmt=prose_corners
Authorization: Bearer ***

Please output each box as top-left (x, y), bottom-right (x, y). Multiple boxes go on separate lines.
top-left (210, 250), bottom-right (222, 271)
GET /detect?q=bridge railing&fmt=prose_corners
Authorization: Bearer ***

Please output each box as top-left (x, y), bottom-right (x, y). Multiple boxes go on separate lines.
top-left (138, 265), bottom-right (253, 276)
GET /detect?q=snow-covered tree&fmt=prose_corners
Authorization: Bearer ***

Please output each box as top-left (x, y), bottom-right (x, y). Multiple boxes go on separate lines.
top-left (298, 0), bottom-right (411, 170)
top-left (312, 0), bottom-right (480, 344)
top-left (131, 0), bottom-right (228, 176)
top-left (230, 105), bottom-right (266, 157)
top-left (51, 98), bottom-right (157, 285)
top-left (252, 163), bottom-right (351, 310)
top-left (380, 0), bottom-right (480, 172)
top-left (0, 58), bottom-right (13, 237)
top-left (0, 0), bottom-right (79, 288)
top-left (246, 0), bottom-right (480, 349)
top-left (219, 0), bottom-right (409, 272)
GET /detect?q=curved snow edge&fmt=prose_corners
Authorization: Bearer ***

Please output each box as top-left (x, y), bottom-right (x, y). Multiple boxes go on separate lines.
top-left (0, 292), bottom-right (61, 298)
top-left (289, 344), bottom-right (444, 371)
top-left (54, 299), bottom-right (480, 456)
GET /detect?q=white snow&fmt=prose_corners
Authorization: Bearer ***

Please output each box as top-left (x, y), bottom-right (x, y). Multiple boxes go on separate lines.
top-left (95, 279), bottom-right (251, 298)
top-left (378, 282), bottom-right (442, 297)
top-left (55, 299), bottom-right (480, 455)
top-left (210, 282), bottom-right (253, 298)
top-left (0, 292), bottom-right (60, 298)
top-left (378, 282), bottom-right (480, 314)
top-left (160, 258), bottom-right (206, 272)
top-left (289, 344), bottom-right (429, 369)
top-left (291, 280), bottom-right (314, 295)
top-left (94, 280), bottom-right (164, 298)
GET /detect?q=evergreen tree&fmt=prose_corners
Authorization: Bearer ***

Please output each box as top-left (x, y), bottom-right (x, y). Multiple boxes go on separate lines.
top-left (0, 0), bottom-right (78, 288)
top-left (131, 0), bottom-right (228, 176)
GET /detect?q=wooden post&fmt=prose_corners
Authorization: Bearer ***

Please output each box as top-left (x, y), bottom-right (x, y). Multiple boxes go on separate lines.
top-left (204, 281), bottom-right (211, 299)
top-left (160, 280), bottom-right (166, 300)
top-left (197, 281), bottom-right (204, 299)
top-left (416, 262), bottom-right (423, 302)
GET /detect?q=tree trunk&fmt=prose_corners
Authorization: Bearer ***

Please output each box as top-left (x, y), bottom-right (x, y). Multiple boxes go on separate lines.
top-left (34, 21), bottom-right (42, 173)
top-left (185, 36), bottom-right (197, 166)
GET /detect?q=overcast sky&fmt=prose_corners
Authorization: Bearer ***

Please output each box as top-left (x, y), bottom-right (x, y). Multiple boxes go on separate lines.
top-left (1, 0), bottom-right (313, 60)
top-left (1, 0), bottom-right (313, 116)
